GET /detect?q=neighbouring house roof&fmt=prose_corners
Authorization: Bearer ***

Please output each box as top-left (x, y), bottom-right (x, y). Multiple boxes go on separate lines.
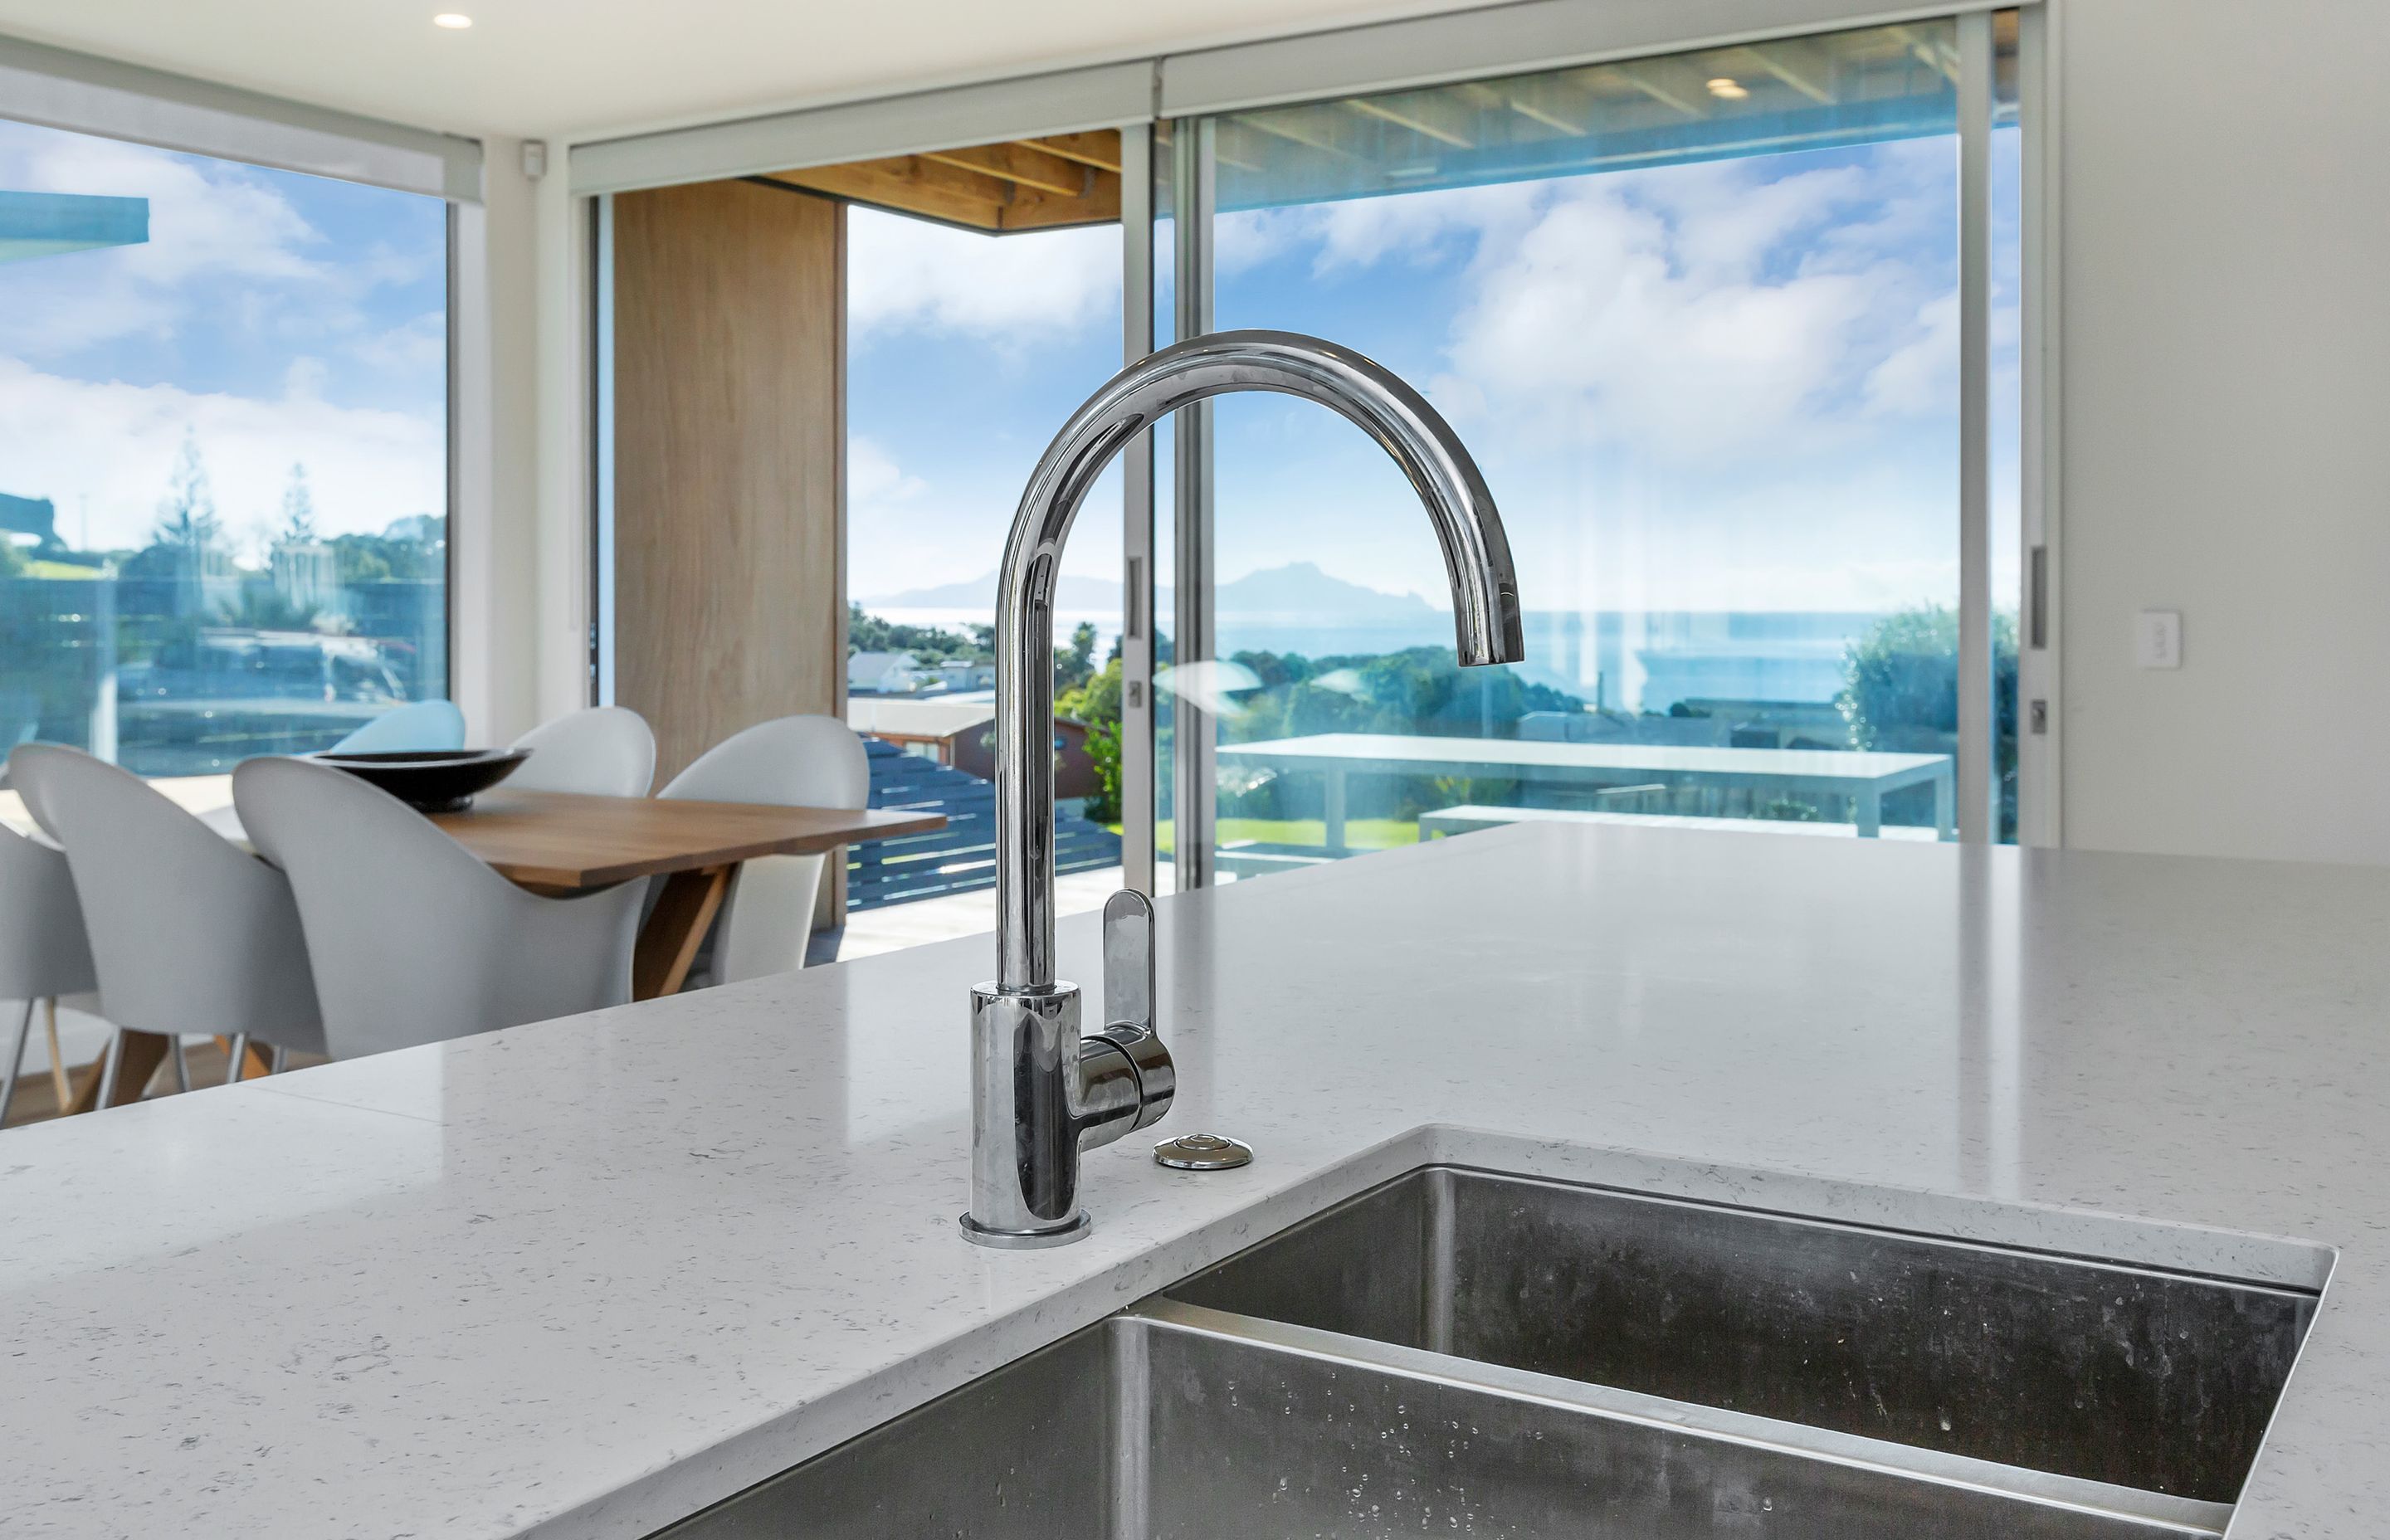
top-left (0, 191), bottom-right (149, 265)
top-left (846, 650), bottom-right (918, 680)
top-left (0, 491), bottom-right (58, 541)
top-left (846, 697), bottom-right (995, 741)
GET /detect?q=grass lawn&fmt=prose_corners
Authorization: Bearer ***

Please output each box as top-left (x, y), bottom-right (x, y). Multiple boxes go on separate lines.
top-left (1138, 816), bottom-right (1422, 855)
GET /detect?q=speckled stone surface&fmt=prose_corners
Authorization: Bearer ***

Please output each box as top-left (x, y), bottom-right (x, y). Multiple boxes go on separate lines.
top-left (2, 824), bottom-right (2384, 1538)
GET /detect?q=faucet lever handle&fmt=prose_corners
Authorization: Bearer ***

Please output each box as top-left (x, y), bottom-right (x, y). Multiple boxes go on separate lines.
top-left (1101, 889), bottom-right (1155, 1031)
top-left (1093, 889), bottom-right (1172, 1135)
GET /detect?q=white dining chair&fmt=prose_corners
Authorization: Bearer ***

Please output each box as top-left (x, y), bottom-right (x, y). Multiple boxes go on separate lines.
top-left (328, 699), bottom-right (466, 754)
top-left (505, 707), bottom-right (656, 797)
top-left (235, 755), bottom-right (644, 1057)
top-left (0, 821), bottom-right (100, 1123)
top-left (659, 714), bottom-right (869, 987)
top-left (8, 744), bottom-right (324, 1099)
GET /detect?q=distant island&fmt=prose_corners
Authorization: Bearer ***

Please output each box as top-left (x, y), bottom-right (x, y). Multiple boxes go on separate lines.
top-left (862, 560), bottom-right (1441, 621)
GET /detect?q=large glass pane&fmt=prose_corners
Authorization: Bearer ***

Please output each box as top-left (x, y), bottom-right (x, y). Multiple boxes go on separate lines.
top-left (1991, 37), bottom-right (2024, 843)
top-left (1197, 20), bottom-right (2007, 878)
top-left (1152, 121), bottom-right (1180, 893)
top-left (841, 167), bottom-right (1126, 948)
top-left (0, 118), bottom-right (449, 776)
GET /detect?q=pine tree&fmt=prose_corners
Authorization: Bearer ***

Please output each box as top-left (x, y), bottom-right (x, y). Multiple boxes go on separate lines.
top-left (280, 462), bottom-right (317, 544)
top-left (152, 431), bottom-right (222, 552)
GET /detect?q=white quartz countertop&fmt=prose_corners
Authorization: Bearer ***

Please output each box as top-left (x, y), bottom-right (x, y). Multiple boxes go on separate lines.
top-left (4, 824), bottom-right (2388, 1538)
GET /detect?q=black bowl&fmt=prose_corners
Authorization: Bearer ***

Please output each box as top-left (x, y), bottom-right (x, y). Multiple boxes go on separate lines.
top-left (310, 748), bottom-right (531, 813)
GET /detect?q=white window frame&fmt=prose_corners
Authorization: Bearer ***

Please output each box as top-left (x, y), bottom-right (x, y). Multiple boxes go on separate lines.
top-left (0, 41), bottom-right (479, 758)
top-left (0, 33), bottom-right (480, 200)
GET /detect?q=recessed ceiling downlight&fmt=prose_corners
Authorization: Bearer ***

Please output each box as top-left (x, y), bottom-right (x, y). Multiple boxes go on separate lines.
top-left (433, 12), bottom-right (473, 27)
top-left (1705, 76), bottom-right (1749, 100)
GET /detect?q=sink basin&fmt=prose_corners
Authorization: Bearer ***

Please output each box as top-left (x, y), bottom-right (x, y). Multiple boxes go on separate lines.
top-left (1165, 1166), bottom-right (2314, 1504)
top-left (656, 1167), bottom-right (2304, 1538)
top-left (656, 1303), bottom-right (2226, 1538)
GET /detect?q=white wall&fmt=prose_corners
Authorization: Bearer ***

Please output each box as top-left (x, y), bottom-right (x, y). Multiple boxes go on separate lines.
top-left (2057, 0), bottom-right (2390, 862)
top-left (455, 137), bottom-right (588, 747)
top-left (451, 136), bottom-right (544, 745)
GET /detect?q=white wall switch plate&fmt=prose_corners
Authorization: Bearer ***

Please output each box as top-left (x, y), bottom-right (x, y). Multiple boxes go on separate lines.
top-left (2136, 609), bottom-right (2183, 670)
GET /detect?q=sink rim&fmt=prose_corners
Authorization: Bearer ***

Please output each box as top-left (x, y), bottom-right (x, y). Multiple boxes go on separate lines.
top-left (1131, 1296), bottom-right (2236, 1539)
top-left (1158, 1158), bottom-right (2321, 1510)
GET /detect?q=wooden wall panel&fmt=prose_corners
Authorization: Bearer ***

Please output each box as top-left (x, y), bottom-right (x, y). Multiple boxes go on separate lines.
top-left (612, 180), bottom-right (844, 787)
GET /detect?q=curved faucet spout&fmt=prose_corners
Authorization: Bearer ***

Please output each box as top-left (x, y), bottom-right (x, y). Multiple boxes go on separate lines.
top-left (964, 329), bottom-right (1523, 1247)
top-left (993, 329), bottom-right (1524, 993)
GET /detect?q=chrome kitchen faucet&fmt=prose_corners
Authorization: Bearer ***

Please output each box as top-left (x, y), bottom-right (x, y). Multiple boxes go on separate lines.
top-left (962, 330), bottom-right (1525, 1248)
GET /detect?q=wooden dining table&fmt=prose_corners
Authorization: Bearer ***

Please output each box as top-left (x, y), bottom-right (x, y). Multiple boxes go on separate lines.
top-left (1, 777), bottom-right (944, 1112)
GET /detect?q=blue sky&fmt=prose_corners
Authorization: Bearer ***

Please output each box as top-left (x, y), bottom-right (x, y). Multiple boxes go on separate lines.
top-left (848, 128), bottom-right (2019, 618)
top-left (0, 117), bottom-right (446, 558)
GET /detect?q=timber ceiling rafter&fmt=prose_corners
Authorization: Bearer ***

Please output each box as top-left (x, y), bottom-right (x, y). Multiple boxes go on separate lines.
top-left (761, 127), bottom-right (1123, 232)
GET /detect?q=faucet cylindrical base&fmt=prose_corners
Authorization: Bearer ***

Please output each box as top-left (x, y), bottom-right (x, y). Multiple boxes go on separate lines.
top-left (956, 1209), bottom-right (1092, 1248)
top-left (965, 982), bottom-right (1087, 1244)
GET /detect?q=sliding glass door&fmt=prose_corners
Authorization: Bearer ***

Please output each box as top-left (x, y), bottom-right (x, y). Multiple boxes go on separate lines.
top-left (1156, 17), bottom-right (2022, 880)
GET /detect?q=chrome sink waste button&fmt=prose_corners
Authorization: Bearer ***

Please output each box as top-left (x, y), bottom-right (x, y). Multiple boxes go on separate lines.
top-left (1155, 1133), bottom-right (1254, 1171)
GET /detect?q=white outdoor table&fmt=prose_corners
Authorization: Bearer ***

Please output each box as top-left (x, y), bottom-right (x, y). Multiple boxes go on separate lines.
top-left (1215, 733), bottom-right (1957, 850)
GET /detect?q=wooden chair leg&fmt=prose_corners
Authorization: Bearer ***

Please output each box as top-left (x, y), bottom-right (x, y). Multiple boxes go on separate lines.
top-left (66, 1029), bottom-right (170, 1114)
top-left (42, 1000), bottom-right (69, 1109)
top-left (211, 1035), bottom-right (276, 1082)
top-left (633, 865), bottom-right (734, 1000)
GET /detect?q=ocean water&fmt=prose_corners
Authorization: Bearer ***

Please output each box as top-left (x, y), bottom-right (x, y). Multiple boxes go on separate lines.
top-left (863, 606), bottom-right (1888, 713)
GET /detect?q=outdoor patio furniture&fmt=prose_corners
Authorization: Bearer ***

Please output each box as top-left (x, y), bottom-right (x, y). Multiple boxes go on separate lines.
top-left (1217, 733), bottom-right (1958, 852)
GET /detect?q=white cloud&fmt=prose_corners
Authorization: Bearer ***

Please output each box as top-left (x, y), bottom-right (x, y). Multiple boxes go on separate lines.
top-left (349, 309), bottom-right (448, 379)
top-left (0, 357), bottom-right (443, 551)
top-left (1306, 181), bottom-right (1539, 275)
top-left (0, 130), bottom-right (331, 358)
top-left (1213, 207), bottom-right (1305, 276)
top-left (846, 207), bottom-right (1119, 341)
top-left (1432, 155), bottom-right (1958, 464)
top-left (1203, 146), bottom-right (1974, 616)
top-left (847, 436), bottom-right (926, 508)
top-left (1862, 289), bottom-right (1959, 417)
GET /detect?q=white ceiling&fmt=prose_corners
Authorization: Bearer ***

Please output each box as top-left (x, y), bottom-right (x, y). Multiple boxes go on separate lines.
top-left (0, 0), bottom-right (1505, 142)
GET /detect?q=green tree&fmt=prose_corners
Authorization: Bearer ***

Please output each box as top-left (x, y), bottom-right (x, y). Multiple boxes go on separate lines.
top-left (1057, 655), bottom-right (1124, 821)
top-left (280, 462), bottom-right (317, 543)
top-left (1056, 621), bottom-right (1098, 694)
top-left (846, 602), bottom-right (993, 666)
top-left (0, 535), bottom-right (22, 578)
top-left (150, 431), bottom-right (221, 553)
top-left (223, 585), bottom-right (318, 631)
top-left (330, 520), bottom-right (445, 584)
top-left (1838, 603), bottom-right (2020, 836)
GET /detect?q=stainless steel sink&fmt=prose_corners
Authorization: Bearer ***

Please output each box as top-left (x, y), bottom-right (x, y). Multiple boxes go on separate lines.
top-left (656, 1167), bottom-right (2312, 1538)
top-left (1167, 1167), bottom-right (2314, 1504)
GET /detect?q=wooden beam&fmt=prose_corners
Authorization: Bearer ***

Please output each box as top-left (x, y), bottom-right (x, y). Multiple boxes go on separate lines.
top-left (765, 156), bottom-right (1008, 230)
top-left (1346, 93), bottom-right (1476, 149)
top-left (997, 172), bottom-right (1121, 231)
top-left (1607, 58), bottom-right (1714, 119)
top-left (1493, 77), bottom-right (1593, 138)
top-left (1890, 24), bottom-right (1962, 85)
top-left (1233, 109), bottom-right (1362, 162)
top-left (922, 141), bottom-right (1089, 197)
top-left (1741, 38), bottom-right (1838, 105)
top-left (1027, 129), bottom-right (1123, 173)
